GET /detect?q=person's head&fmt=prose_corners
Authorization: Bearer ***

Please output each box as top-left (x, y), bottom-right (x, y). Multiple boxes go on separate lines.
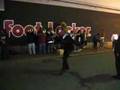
top-left (60, 21), bottom-right (67, 27)
top-left (67, 30), bottom-right (71, 34)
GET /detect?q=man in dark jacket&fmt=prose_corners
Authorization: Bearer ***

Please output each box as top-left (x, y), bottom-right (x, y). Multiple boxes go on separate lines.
top-left (60, 32), bottom-right (74, 74)
top-left (113, 35), bottom-right (120, 79)
top-left (0, 29), bottom-right (9, 60)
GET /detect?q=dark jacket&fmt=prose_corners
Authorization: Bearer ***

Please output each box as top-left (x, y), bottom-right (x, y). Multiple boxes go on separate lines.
top-left (0, 30), bottom-right (8, 46)
top-left (62, 33), bottom-right (74, 51)
top-left (26, 32), bottom-right (36, 43)
top-left (114, 36), bottom-right (120, 54)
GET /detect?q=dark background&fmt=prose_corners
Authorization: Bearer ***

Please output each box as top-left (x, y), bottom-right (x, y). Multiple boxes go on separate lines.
top-left (0, 0), bottom-right (4, 11)
top-left (1, 0), bottom-right (120, 44)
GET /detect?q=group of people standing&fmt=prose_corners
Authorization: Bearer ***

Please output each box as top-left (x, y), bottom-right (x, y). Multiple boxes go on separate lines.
top-left (25, 22), bottom-right (93, 56)
top-left (0, 22), bottom-right (105, 61)
top-left (26, 23), bottom-right (57, 55)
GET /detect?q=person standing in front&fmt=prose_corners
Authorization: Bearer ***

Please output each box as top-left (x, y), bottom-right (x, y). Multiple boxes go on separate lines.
top-left (57, 22), bottom-right (75, 74)
top-left (60, 31), bottom-right (74, 74)
top-left (113, 35), bottom-right (120, 79)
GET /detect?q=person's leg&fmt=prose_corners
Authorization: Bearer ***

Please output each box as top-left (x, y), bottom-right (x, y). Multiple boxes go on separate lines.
top-left (94, 41), bottom-right (97, 49)
top-left (115, 55), bottom-right (120, 76)
top-left (112, 41), bottom-right (115, 49)
top-left (62, 49), bottom-right (70, 71)
top-left (113, 54), bottom-right (120, 79)
top-left (59, 49), bottom-right (72, 75)
top-left (32, 43), bottom-right (36, 55)
top-left (3, 46), bottom-right (8, 59)
top-left (47, 44), bottom-right (50, 54)
top-left (1, 46), bottom-right (5, 60)
top-left (35, 43), bottom-right (39, 54)
top-left (49, 44), bottom-right (52, 53)
top-left (43, 43), bottom-right (46, 54)
top-left (41, 44), bottom-right (44, 54)
top-left (0, 47), bottom-right (1, 59)
top-left (93, 41), bottom-right (95, 49)
top-left (84, 40), bottom-right (87, 46)
top-left (28, 43), bottom-right (32, 55)
top-left (39, 44), bottom-right (42, 54)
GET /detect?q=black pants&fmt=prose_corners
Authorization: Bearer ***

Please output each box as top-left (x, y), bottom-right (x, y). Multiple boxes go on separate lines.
top-left (115, 54), bottom-right (120, 76)
top-left (112, 40), bottom-right (117, 49)
top-left (62, 49), bottom-right (72, 70)
top-left (0, 45), bottom-right (8, 60)
top-left (93, 41), bottom-right (98, 49)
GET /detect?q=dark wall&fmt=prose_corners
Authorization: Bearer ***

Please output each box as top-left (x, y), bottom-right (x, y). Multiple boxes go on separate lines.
top-left (1, 1), bottom-right (120, 43)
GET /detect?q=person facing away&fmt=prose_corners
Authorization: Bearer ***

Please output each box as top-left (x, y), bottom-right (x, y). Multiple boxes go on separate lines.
top-left (60, 31), bottom-right (74, 74)
top-left (113, 35), bottom-right (120, 79)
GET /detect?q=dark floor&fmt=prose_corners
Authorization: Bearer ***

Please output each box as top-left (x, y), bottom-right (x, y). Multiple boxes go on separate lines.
top-left (0, 48), bottom-right (120, 90)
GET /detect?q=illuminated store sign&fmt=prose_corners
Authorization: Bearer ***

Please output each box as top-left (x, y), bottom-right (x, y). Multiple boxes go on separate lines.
top-left (3, 20), bottom-right (42, 38)
top-left (3, 20), bottom-right (91, 38)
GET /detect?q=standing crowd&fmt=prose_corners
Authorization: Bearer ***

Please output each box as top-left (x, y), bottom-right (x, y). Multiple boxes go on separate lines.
top-left (0, 22), bottom-right (106, 59)
top-left (24, 22), bottom-right (105, 56)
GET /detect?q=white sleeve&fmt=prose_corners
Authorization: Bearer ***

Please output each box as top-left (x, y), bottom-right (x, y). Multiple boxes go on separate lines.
top-left (63, 34), bottom-right (67, 39)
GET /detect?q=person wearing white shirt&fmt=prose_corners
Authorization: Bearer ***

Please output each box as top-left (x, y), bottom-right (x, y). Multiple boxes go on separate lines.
top-left (111, 33), bottom-right (119, 49)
